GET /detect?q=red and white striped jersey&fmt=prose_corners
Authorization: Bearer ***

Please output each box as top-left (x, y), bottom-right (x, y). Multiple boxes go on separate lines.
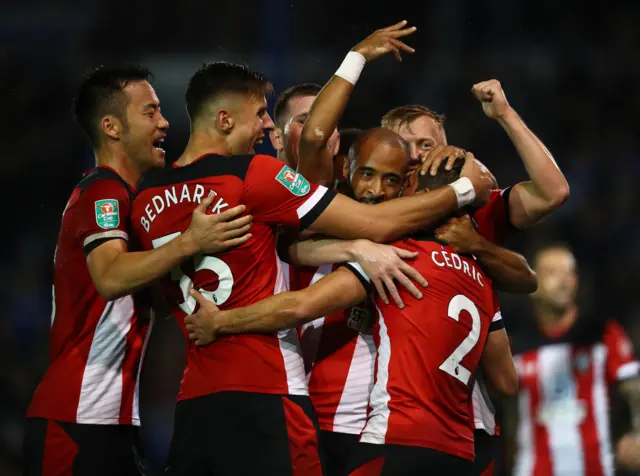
top-left (513, 319), bottom-right (639, 476)
top-left (27, 166), bottom-right (152, 426)
top-left (470, 187), bottom-right (514, 436)
top-left (292, 263), bottom-right (376, 435)
top-left (131, 154), bottom-right (336, 400)
top-left (360, 234), bottom-right (498, 461)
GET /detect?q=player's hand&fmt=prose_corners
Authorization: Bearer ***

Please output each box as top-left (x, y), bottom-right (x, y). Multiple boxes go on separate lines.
top-left (351, 240), bottom-right (428, 308)
top-left (460, 152), bottom-right (492, 206)
top-left (418, 145), bottom-right (466, 177)
top-left (352, 20), bottom-right (416, 63)
top-left (616, 433), bottom-right (640, 470)
top-left (434, 215), bottom-right (482, 254)
top-left (186, 194), bottom-right (253, 254)
top-left (185, 289), bottom-right (221, 346)
top-left (471, 79), bottom-right (513, 120)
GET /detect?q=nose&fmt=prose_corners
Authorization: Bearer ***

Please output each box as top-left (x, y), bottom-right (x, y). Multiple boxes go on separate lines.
top-left (367, 177), bottom-right (385, 198)
top-left (158, 112), bottom-right (169, 131)
top-left (262, 112), bottom-right (275, 131)
top-left (409, 143), bottom-right (420, 163)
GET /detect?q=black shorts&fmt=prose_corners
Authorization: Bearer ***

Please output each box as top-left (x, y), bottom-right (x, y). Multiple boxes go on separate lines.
top-left (473, 430), bottom-right (500, 476)
top-left (23, 418), bottom-right (144, 476)
top-left (166, 391), bottom-right (323, 476)
top-left (318, 429), bottom-right (359, 475)
top-left (347, 442), bottom-right (474, 476)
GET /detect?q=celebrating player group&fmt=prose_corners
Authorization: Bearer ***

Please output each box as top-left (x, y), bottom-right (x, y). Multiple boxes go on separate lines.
top-left (23, 20), bottom-right (640, 476)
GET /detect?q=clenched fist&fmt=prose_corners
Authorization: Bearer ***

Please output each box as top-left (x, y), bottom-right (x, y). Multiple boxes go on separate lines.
top-left (471, 79), bottom-right (513, 120)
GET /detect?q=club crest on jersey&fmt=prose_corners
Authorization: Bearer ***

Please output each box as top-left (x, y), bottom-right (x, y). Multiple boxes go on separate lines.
top-left (95, 199), bottom-right (120, 229)
top-left (275, 165), bottom-right (310, 197)
top-left (346, 304), bottom-right (373, 333)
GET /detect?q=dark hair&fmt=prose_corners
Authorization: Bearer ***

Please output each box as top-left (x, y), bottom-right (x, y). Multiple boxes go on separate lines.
top-left (186, 61), bottom-right (273, 122)
top-left (337, 128), bottom-right (363, 157)
top-left (273, 83), bottom-right (322, 128)
top-left (348, 128), bottom-right (409, 177)
top-left (72, 64), bottom-right (153, 147)
top-left (416, 157), bottom-right (465, 192)
top-left (381, 104), bottom-right (446, 131)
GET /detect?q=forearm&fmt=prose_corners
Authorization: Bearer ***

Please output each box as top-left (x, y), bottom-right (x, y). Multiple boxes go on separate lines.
top-left (470, 236), bottom-right (537, 294)
top-left (498, 109), bottom-right (569, 225)
top-left (90, 233), bottom-right (197, 300)
top-left (299, 75), bottom-right (354, 185)
top-left (287, 236), bottom-right (361, 267)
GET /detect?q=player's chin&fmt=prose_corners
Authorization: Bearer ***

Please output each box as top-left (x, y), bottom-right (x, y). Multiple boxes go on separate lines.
top-left (150, 147), bottom-right (166, 168)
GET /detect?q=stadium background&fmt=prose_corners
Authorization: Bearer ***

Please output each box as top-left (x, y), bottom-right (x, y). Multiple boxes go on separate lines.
top-left (2, 0), bottom-right (639, 474)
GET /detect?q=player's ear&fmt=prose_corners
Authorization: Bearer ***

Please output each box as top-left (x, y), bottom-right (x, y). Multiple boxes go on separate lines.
top-left (342, 157), bottom-right (351, 180)
top-left (217, 109), bottom-right (234, 134)
top-left (269, 128), bottom-right (283, 152)
top-left (101, 115), bottom-right (122, 141)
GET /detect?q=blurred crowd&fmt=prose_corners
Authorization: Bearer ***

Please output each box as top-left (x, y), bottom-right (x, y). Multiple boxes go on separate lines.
top-left (2, 0), bottom-right (640, 474)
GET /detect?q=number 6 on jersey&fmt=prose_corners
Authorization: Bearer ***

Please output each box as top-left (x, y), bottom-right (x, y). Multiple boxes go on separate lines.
top-left (152, 232), bottom-right (235, 314)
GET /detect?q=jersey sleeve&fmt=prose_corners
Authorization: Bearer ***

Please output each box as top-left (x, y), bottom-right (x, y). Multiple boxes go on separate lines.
top-left (340, 262), bottom-right (374, 295)
top-left (603, 320), bottom-right (639, 383)
top-left (241, 154), bottom-right (336, 230)
top-left (72, 179), bottom-right (132, 256)
top-left (472, 188), bottom-right (515, 245)
top-left (489, 292), bottom-right (505, 333)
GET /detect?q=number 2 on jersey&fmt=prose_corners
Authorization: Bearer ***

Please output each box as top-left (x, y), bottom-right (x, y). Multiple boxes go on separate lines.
top-left (439, 294), bottom-right (481, 385)
top-left (152, 232), bottom-right (234, 314)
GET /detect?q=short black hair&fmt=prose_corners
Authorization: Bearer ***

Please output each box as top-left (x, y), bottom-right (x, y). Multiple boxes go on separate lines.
top-left (273, 83), bottom-right (322, 128)
top-left (337, 128), bottom-right (363, 157)
top-left (186, 61), bottom-right (273, 122)
top-left (416, 157), bottom-right (465, 192)
top-left (72, 64), bottom-right (153, 147)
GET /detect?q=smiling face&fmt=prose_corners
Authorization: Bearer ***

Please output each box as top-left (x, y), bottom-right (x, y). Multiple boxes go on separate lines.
top-left (119, 80), bottom-right (169, 170)
top-left (227, 94), bottom-right (274, 154)
top-left (392, 115), bottom-right (447, 174)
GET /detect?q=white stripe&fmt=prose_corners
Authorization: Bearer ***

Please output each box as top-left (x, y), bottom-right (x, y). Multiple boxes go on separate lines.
top-left (345, 262), bottom-right (372, 283)
top-left (472, 377), bottom-right (496, 435)
top-left (296, 186), bottom-right (327, 219)
top-left (76, 295), bottom-right (134, 424)
top-left (132, 313), bottom-right (155, 425)
top-left (492, 311), bottom-right (502, 323)
top-left (593, 344), bottom-right (614, 476)
top-left (333, 332), bottom-right (376, 434)
top-left (83, 230), bottom-right (128, 248)
top-left (274, 254), bottom-right (307, 396)
top-left (539, 345), bottom-right (584, 475)
top-left (514, 383), bottom-right (534, 476)
top-left (360, 306), bottom-right (391, 445)
top-left (617, 361), bottom-right (640, 380)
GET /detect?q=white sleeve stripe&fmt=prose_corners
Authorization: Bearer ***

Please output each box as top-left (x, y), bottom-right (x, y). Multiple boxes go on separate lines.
top-left (345, 261), bottom-right (371, 282)
top-left (296, 186), bottom-right (328, 219)
top-left (492, 311), bottom-right (503, 323)
top-left (83, 230), bottom-right (128, 247)
top-left (617, 361), bottom-right (640, 380)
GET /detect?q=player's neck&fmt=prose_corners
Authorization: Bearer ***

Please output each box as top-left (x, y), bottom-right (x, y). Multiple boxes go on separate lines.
top-left (95, 147), bottom-right (142, 189)
top-left (176, 130), bottom-right (230, 167)
top-left (535, 303), bottom-right (578, 338)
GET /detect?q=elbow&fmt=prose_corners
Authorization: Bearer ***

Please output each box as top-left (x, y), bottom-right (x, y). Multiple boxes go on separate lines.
top-left (549, 181), bottom-right (570, 209)
top-left (495, 372), bottom-right (519, 398)
top-left (300, 125), bottom-right (326, 151)
top-left (95, 282), bottom-right (124, 302)
top-left (523, 270), bottom-right (538, 294)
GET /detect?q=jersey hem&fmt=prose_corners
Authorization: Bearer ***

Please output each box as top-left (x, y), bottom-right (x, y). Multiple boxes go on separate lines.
top-left (361, 434), bottom-right (474, 461)
top-left (177, 385), bottom-right (309, 401)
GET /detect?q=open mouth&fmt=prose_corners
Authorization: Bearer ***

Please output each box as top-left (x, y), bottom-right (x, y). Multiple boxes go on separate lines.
top-left (153, 137), bottom-right (165, 153)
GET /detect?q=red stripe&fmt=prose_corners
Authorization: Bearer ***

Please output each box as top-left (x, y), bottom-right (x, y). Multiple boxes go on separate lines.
top-left (282, 397), bottom-right (323, 476)
top-left (349, 456), bottom-right (385, 475)
top-left (524, 352), bottom-right (552, 476)
top-left (42, 420), bottom-right (78, 476)
top-left (480, 458), bottom-right (495, 476)
top-left (119, 315), bottom-right (147, 424)
top-left (576, 347), bottom-right (604, 475)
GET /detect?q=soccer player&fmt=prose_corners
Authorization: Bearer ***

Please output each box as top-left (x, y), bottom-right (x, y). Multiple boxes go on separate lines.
top-left (506, 245), bottom-right (640, 475)
top-left (184, 159), bottom-right (512, 475)
top-left (382, 79), bottom-right (570, 476)
top-left (23, 66), bottom-right (251, 476)
top-left (130, 58), bottom-right (494, 475)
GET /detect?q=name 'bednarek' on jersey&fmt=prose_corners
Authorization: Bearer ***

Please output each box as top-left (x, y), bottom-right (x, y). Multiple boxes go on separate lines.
top-left (131, 153), bottom-right (336, 401)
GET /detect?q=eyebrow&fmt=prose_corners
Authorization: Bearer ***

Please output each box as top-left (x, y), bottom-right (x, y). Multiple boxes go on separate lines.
top-left (293, 112), bottom-right (310, 121)
top-left (143, 103), bottom-right (159, 110)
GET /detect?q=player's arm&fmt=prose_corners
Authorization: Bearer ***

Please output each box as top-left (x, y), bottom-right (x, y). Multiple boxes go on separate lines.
top-left (434, 215), bottom-right (537, 294)
top-left (184, 265), bottom-right (369, 345)
top-left (472, 79), bottom-right (570, 229)
top-left (87, 195), bottom-right (252, 300)
top-left (280, 232), bottom-right (427, 306)
top-left (615, 377), bottom-right (640, 470)
top-left (298, 21), bottom-right (416, 185)
top-left (481, 314), bottom-right (518, 397)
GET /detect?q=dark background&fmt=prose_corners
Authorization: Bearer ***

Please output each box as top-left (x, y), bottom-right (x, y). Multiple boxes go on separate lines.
top-left (2, 0), bottom-right (640, 474)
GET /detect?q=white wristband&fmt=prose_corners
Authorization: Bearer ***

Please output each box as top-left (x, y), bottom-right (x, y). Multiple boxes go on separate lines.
top-left (335, 51), bottom-right (366, 85)
top-left (449, 177), bottom-right (476, 207)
